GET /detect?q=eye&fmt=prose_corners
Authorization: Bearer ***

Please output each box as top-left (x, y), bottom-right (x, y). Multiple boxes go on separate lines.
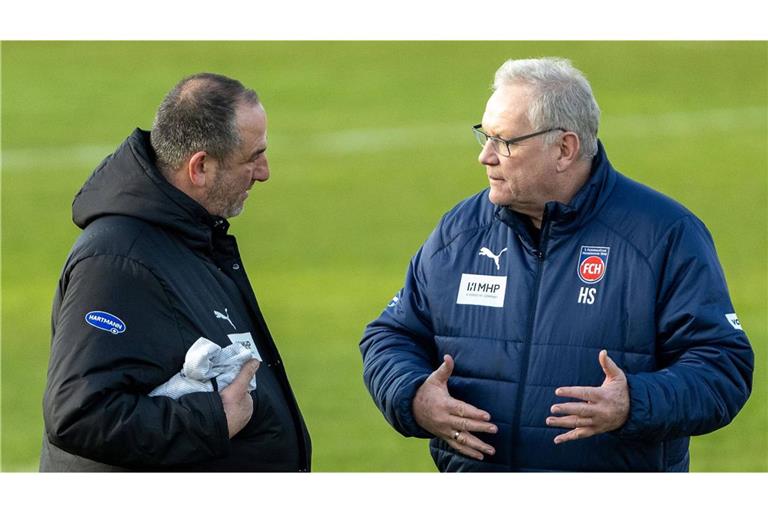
top-left (249, 150), bottom-right (266, 162)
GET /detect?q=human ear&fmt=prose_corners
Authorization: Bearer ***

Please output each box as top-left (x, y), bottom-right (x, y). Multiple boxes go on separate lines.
top-left (555, 132), bottom-right (580, 172)
top-left (187, 151), bottom-right (208, 187)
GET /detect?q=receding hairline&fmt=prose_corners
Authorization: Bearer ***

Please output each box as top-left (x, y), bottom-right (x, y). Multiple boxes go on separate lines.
top-left (483, 84), bottom-right (536, 131)
top-left (490, 80), bottom-right (537, 100)
top-left (493, 75), bottom-right (539, 92)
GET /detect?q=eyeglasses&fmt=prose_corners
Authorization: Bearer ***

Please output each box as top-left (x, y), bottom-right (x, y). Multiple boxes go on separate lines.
top-left (472, 124), bottom-right (566, 157)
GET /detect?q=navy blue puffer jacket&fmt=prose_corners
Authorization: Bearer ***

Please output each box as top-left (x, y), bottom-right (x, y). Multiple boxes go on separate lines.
top-left (360, 141), bottom-right (753, 472)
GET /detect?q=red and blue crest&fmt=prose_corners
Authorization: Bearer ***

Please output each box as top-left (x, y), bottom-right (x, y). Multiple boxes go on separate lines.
top-left (578, 246), bottom-right (610, 284)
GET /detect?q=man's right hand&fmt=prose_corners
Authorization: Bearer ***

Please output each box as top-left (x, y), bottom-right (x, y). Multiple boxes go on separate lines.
top-left (412, 354), bottom-right (497, 460)
top-left (220, 359), bottom-right (260, 439)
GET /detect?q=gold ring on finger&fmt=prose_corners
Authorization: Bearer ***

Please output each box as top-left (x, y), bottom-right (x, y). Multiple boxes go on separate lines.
top-left (452, 431), bottom-right (460, 441)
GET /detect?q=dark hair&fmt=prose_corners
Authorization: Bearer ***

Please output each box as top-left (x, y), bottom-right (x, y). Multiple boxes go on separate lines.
top-left (150, 73), bottom-right (260, 175)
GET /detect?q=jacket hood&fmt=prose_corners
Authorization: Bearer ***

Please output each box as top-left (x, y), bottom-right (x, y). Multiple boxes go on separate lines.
top-left (72, 129), bottom-right (225, 250)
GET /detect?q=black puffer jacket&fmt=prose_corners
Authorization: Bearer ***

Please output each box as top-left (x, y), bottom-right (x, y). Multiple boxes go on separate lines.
top-left (40, 129), bottom-right (311, 471)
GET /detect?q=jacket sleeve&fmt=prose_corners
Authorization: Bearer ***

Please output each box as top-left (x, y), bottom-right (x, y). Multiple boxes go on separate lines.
top-left (616, 216), bottom-right (754, 441)
top-left (360, 235), bottom-right (441, 439)
top-left (43, 254), bottom-right (231, 468)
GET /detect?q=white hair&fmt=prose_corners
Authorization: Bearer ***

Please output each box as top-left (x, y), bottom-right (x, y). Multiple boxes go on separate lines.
top-left (493, 57), bottom-right (600, 160)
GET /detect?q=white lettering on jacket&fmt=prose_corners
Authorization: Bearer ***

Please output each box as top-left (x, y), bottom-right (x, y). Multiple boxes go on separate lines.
top-left (456, 273), bottom-right (507, 308)
top-left (227, 332), bottom-right (262, 361)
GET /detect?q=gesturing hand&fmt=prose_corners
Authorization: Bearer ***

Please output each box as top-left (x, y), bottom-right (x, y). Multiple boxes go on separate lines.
top-left (413, 354), bottom-right (498, 460)
top-left (546, 349), bottom-right (629, 444)
top-left (220, 359), bottom-right (260, 439)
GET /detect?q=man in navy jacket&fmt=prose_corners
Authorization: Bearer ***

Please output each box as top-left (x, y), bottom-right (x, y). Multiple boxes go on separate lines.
top-left (359, 58), bottom-right (753, 471)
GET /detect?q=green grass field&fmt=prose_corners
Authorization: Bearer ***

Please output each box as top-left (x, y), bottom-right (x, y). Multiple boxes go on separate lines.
top-left (1, 41), bottom-right (766, 471)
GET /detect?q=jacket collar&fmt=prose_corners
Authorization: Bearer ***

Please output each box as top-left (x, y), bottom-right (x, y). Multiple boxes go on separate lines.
top-left (72, 128), bottom-right (231, 254)
top-left (495, 139), bottom-right (617, 246)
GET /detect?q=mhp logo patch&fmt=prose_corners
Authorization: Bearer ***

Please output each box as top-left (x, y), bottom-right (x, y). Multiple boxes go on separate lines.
top-left (85, 311), bottom-right (127, 335)
top-left (577, 246), bottom-right (610, 284)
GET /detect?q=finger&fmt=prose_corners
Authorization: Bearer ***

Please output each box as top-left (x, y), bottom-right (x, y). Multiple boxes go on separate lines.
top-left (599, 349), bottom-right (623, 379)
top-left (553, 427), bottom-right (597, 445)
top-left (231, 359), bottom-right (260, 390)
top-left (555, 386), bottom-right (596, 402)
top-left (445, 439), bottom-right (486, 460)
top-left (550, 401), bottom-right (596, 417)
top-left (451, 416), bottom-right (498, 435)
top-left (456, 431), bottom-right (496, 456)
top-left (429, 354), bottom-right (454, 384)
top-left (546, 415), bottom-right (594, 429)
top-left (446, 432), bottom-right (496, 459)
top-left (448, 398), bottom-right (491, 422)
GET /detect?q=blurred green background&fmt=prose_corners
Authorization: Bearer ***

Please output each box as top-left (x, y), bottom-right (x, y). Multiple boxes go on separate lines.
top-left (1, 41), bottom-right (766, 471)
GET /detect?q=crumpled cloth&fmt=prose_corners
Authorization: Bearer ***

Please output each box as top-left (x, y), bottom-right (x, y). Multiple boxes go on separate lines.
top-left (149, 337), bottom-right (258, 400)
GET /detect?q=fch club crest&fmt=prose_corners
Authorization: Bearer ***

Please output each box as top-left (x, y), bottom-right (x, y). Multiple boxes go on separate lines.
top-left (577, 246), bottom-right (610, 284)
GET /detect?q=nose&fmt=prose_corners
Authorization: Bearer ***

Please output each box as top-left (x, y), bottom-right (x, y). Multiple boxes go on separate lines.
top-left (478, 140), bottom-right (499, 166)
top-left (253, 155), bottom-right (270, 182)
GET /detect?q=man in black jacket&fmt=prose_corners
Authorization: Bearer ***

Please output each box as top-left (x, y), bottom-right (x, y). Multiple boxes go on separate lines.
top-left (40, 73), bottom-right (311, 471)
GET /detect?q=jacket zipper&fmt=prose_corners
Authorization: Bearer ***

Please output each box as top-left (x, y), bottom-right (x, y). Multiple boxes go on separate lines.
top-left (511, 214), bottom-right (551, 469)
top-left (218, 239), bottom-right (311, 471)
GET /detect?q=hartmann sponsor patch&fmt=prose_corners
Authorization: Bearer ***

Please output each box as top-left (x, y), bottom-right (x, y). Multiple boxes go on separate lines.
top-left (578, 246), bottom-right (610, 284)
top-left (456, 273), bottom-right (507, 308)
top-left (85, 310), bottom-right (126, 334)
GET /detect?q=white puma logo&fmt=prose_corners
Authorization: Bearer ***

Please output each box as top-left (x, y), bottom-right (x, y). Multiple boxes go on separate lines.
top-left (478, 247), bottom-right (508, 270)
top-left (214, 308), bottom-right (236, 330)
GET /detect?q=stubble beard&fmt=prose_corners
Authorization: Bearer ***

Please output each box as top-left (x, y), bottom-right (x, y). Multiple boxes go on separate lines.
top-left (207, 173), bottom-right (246, 219)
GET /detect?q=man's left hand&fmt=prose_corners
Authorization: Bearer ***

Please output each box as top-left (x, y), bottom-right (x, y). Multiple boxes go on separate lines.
top-left (546, 349), bottom-right (629, 444)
